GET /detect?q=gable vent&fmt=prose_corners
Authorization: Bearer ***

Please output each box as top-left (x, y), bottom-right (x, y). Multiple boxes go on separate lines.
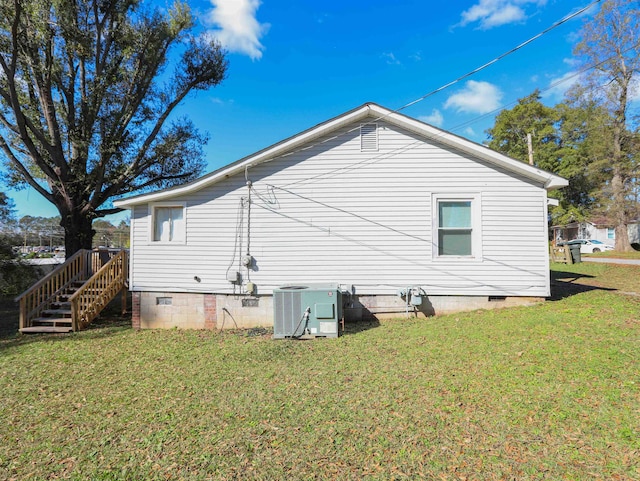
top-left (360, 123), bottom-right (378, 152)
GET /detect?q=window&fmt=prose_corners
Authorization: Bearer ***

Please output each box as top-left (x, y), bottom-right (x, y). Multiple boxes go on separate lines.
top-left (151, 203), bottom-right (185, 243)
top-left (438, 201), bottom-right (472, 255)
top-left (433, 194), bottom-right (481, 259)
top-left (607, 227), bottom-right (615, 240)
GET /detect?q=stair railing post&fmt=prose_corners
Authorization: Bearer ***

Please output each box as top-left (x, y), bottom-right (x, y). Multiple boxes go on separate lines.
top-left (70, 295), bottom-right (79, 332)
top-left (19, 297), bottom-right (27, 330)
top-left (121, 251), bottom-right (128, 315)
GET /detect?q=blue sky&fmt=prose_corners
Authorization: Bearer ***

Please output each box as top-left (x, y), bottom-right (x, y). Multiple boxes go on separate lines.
top-left (7, 0), bottom-right (600, 222)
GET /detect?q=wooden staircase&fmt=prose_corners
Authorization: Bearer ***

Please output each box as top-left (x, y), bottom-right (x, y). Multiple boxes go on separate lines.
top-left (16, 249), bottom-right (128, 334)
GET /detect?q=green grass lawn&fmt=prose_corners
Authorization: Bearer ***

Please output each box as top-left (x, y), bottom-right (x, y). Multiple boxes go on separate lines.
top-left (583, 250), bottom-right (640, 259)
top-left (1, 264), bottom-right (638, 480)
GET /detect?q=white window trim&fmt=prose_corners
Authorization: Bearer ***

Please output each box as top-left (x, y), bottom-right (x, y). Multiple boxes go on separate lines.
top-left (432, 193), bottom-right (482, 261)
top-left (148, 201), bottom-right (187, 245)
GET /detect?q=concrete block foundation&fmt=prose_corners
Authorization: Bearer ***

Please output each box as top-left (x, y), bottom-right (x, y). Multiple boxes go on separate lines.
top-left (132, 291), bottom-right (545, 330)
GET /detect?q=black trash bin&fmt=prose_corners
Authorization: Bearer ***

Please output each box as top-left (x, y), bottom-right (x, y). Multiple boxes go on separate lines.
top-left (569, 244), bottom-right (582, 263)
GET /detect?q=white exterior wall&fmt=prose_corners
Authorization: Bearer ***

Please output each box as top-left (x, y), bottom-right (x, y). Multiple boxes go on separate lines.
top-left (129, 120), bottom-right (551, 299)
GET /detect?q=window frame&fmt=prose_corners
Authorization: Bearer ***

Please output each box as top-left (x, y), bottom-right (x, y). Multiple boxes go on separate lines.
top-left (148, 202), bottom-right (187, 244)
top-left (432, 193), bottom-right (482, 261)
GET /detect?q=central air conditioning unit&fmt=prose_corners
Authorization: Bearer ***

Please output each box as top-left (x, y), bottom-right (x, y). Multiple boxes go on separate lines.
top-left (273, 284), bottom-right (343, 339)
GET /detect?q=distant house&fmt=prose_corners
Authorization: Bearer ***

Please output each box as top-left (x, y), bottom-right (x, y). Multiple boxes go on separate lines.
top-left (552, 218), bottom-right (640, 246)
top-left (114, 103), bottom-right (567, 330)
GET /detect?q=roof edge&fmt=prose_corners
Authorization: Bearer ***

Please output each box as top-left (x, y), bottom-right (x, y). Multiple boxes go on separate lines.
top-left (114, 102), bottom-right (568, 208)
top-left (114, 103), bottom-right (374, 208)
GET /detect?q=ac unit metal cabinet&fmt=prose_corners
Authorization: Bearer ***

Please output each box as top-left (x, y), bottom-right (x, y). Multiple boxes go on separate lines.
top-left (273, 284), bottom-right (342, 339)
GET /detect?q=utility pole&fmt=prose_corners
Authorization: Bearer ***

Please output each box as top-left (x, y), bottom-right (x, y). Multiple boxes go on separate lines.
top-left (527, 133), bottom-right (534, 166)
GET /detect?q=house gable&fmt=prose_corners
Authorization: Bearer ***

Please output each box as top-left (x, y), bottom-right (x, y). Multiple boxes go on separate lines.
top-left (114, 103), bottom-right (567, 210)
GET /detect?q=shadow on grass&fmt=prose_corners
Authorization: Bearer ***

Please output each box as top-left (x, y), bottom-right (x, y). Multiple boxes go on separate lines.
top-left (0, 297), bottom-right (132, 352)
top-left (344, 318), bottom-right (381, 335)
top-left (549, 270), bottom-right (618, 301)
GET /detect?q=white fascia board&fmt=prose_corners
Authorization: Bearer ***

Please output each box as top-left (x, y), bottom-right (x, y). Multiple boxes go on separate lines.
top-left (114, 105), bottom-right (373, 209)
top-left (114, 102), bottom-right (568, 209)
top-left (367, 104), bottom-right (568, 191)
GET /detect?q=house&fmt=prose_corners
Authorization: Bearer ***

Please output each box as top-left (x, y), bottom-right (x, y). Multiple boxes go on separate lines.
top-left (113, 103), bottom-right (568, 330)
top-left (552, 219), bottom-right (640, 246)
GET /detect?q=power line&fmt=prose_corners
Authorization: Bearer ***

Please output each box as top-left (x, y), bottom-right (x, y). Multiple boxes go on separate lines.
top-left (280, 41), bottom-right (638, 190)
top-left (248, 0), bottom-right (602, 183)
top-left (395, 0), bottom-right (602, 114)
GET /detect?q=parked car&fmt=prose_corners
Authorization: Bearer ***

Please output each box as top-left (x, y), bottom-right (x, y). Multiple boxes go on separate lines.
top-left (567, 239), bottom-right (614, 254)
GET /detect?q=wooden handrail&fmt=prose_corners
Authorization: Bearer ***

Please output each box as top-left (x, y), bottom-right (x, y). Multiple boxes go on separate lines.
top-left (15, 249), bottom-right (127, 331)
top-left (69, 250), bottom-right (128, 331)
top-left (15, 250), bottom-right (92, 330)
top-left (15, 249), bottom-right (89, 302)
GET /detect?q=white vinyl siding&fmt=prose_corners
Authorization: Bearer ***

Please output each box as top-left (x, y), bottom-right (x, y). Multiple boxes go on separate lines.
top-left (128, 118), bottom-right (551, 297)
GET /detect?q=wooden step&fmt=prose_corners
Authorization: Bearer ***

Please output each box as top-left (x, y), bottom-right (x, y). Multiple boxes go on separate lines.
top-left (51, 301), bottom-right (71, 308)
top-left (42, 309), bottom-right (72, 316)
top-left (31, 317), bottom-right (73, 326)
top-left (20, 326), bottom-right (73, 334)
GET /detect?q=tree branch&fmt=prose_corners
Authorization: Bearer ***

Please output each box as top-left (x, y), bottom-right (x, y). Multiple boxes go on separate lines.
top-left (0, 134), bottom-right (54, 202)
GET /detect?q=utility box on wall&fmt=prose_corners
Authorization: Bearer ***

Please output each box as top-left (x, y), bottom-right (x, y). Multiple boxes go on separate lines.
top-left (273, 284), bottom-right (343, 339)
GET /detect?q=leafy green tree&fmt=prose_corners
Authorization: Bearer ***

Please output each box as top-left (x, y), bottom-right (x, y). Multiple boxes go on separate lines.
top-left (573, 0), bottom-right (640, 251)
top-left (0, 192), bottom-right (13, 223)
top-left (486, 90), bottom-right (560, 173)
top-left (92, 219), bottom-right (115, 248)
top-left (549, 99), bottom-right (611, 223)
top-left (16, 215), bottom-right (40, 248)
top-left (484, 90), bottom-right (589, 223)
top-left (0, 0), bottom-right (228, 255)
top-left (0, 194), bottom-right (38, 297)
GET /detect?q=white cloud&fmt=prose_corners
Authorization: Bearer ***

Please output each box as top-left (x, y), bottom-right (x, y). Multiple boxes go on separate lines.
top-left (458, 0), bottom-right (547, 29)
top-left (464, 127), bottom-right (477, 137)
top-left (563, 57), bottom-right (579, 67)
top-left (382, 52), bottom-right (401, 65)
top-left (204, 0), bottom-right (269, 60)
top-left (541, 71), bottom-right (578, 101)
top-left (542, 71), bottom-right (640, 104)
top-left (444, 80), bottom-right (503, 114)
top-left (418, 109), bottom-right (444, 127)
top-left (210, 97), bottom-right (234, 105)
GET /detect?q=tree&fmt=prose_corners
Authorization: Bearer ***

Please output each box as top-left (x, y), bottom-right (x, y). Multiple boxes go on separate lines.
top-left (550, 99), bottom-right (611, 223)
top-left (0, 191), bottom-right (14, 225)
top-left (486, 90), bottom-right (560, 173)
top-left (484, 90), bottom-right (590, 223)
top-left (573, 0), bottom-right (640, 251)
top-left (0, 0), bottom-right (228, 255)
top-left (0, 193), bottom-right (38, 296)
top-left (92, 218), bottom-right (115, 247)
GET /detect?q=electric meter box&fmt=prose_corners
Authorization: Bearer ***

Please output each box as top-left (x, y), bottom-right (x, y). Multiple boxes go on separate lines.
top-left (273, 283), bottom-right (343, 339)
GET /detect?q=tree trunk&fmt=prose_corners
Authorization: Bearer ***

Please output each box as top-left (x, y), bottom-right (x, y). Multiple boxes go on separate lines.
top-left (611, 170), bottom-right (633, 252)
top-left (614, 223), bottom-right (632, 252)
top-left (61, 212), bottom-right (95, 257)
